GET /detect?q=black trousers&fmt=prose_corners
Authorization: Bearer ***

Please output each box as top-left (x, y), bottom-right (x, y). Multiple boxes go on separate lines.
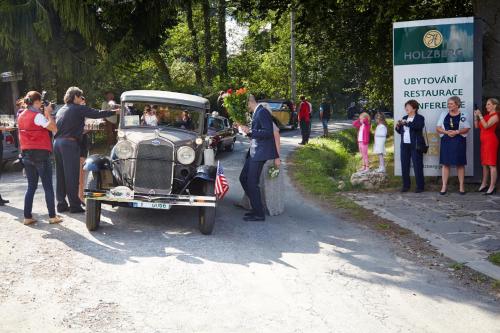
top-left (239, 157), bottom-right (266, 218)
top-left (54, 138), bottom-right (81, 208)
top-left (300, 120), bottom-right (310, 144)
top-left (401, 143), bottom-right (424, 190)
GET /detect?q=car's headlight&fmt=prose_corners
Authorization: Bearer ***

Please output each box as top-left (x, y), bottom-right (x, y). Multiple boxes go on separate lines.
top-left (115, 140), bottom-right (134, 159)
top-left (177, 146), bottom-right (195, 165)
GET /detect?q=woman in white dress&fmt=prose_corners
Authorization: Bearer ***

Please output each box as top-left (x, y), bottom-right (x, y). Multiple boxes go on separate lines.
top-left (373, 112), bottom-right (388, 172)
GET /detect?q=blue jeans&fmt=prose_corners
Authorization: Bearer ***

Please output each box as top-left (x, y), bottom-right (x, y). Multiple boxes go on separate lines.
top-left (23, 153), bottom-right (56, 218)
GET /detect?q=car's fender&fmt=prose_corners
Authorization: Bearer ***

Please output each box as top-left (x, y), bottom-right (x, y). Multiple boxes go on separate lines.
top-left (83, 154), bottom-right (113, 172)
top-left (195, 165), bottom-right (217, 181)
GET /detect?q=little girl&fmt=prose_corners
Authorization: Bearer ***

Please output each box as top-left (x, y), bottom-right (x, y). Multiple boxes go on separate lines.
top-left (373, 112), bottom-right (388, 172)
top-left (353, 112), bottom-right (371, 172)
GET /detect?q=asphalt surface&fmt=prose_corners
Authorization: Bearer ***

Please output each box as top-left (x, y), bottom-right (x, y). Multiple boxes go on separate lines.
top-left (0, 121), bottom-right (498, 332)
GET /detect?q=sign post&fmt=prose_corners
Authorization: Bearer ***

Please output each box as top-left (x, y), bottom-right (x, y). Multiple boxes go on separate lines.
top-left (393, 17), bottom-right (475, 176)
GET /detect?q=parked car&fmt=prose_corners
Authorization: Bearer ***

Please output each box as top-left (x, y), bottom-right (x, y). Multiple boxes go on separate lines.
top-left (84, 90), bottom-right (218, 235)
top-left (258, 99), bottom-right (297, 130)
top-left (207, 113), bottom-right (236, 155)
top-left (2, 129), bottom-right (19, 169)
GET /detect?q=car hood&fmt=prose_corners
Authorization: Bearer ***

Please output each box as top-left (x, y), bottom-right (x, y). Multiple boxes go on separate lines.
top-left (121, 128), bottom-right (197, 145)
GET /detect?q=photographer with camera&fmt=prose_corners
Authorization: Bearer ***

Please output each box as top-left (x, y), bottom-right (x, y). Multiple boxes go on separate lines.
top-left (17, 91), bottom-right (63, 225)
top-left (395, 99), bottom-right (426, 193)
top-left (54, 86), bottom-right (119, 214)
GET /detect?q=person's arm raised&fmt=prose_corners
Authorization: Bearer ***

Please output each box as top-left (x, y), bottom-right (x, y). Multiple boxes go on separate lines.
top-left (81, 104), bottom-right (118, 119)
top-left (43, 105), bottom-right (57, 133)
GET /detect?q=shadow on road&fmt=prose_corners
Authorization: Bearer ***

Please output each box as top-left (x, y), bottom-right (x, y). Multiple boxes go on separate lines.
top-left (0, 121), bottom-right (497, 315)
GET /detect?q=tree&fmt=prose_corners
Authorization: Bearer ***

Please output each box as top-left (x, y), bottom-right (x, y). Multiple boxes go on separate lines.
top-left (202, 0), bottom-right (214, 84)
top-left (217, 0), bottom-right (228, 81)
top-left (185, 0), bottom-right (203, 85)
top-left (473, 0), bottom-right (500, 98)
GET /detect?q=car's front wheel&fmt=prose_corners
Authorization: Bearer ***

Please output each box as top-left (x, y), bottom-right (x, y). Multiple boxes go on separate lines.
top-left (86, 171), bottom-right (102, 231)
top-left (198, 181), bottom-right (216, 235)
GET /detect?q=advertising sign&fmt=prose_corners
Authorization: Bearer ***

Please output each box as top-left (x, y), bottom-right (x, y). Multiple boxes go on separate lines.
top-left (393, 17), bottom-right (474, 176)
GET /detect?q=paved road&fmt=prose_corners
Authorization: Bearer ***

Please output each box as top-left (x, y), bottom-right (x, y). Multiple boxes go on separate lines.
top-left (0, 122), bottom-right (498, 332)
top-left (348, 191), bottom-right (500, 280)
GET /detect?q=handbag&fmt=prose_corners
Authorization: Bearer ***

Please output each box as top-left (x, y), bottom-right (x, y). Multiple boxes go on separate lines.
top-left (416, 125), bottom-right (429, 154)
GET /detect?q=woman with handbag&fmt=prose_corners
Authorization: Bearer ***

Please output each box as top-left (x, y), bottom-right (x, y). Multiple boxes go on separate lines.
top-left (395, 99), bottom-right (426, 193)
top-left (436, 96), bottom-right (471, 195)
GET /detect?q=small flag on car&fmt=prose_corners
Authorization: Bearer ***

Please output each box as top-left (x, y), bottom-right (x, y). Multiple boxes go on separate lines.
top-left (215, 161), bottom-right (229, 200)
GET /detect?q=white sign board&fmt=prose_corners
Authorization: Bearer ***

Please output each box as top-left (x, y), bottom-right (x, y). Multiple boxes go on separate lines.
top-left (393, 17), bottom-right (474, 176)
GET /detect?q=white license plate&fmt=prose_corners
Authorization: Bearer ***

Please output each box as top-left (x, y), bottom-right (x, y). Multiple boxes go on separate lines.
top-left (133, 202), bottom-right (171, 210)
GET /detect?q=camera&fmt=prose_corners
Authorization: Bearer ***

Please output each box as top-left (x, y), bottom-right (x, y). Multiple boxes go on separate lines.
top-left (41, 90), bottom-right (57, 113)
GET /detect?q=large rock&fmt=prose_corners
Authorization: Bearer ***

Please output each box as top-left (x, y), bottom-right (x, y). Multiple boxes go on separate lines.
top-left (350, 170), bottom-right (388, 190)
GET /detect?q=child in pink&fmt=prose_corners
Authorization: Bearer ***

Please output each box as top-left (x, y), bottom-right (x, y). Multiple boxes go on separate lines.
top-left (353, 112), bottom-right (371, 171)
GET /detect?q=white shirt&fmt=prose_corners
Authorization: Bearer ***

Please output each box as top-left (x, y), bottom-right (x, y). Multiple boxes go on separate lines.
top-left (403, 116), bottom-right (414, 144)
top-left (34, 113), bottom-right (50, 128)
top-left (143, 114), bottom-right (158, 126)
top-left (358, 122), bottom-right (365, 142)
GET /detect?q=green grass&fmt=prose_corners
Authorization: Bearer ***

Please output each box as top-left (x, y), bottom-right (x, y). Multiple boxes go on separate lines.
top-left (488, 252), bottom-right (500, 266)
top-left (492, 280), bottom-right (500, 291)
top-left (449, 262), bottom-right (466, 271)
top-left (376, 223), bottom-right (391, 230)
top-left (293, 121), bottom-right (404, 195)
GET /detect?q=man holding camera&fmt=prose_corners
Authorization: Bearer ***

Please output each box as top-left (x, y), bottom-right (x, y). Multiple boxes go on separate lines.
top-left (54, 87), bottom-right (118, 214)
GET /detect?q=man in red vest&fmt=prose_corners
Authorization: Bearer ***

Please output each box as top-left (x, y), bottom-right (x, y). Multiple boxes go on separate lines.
top-left (298, 95), bottom-right (312, 145)
top-left (18, 91), bottom-right (62, 225)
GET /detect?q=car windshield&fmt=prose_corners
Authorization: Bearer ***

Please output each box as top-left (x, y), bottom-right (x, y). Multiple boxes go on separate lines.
top-left (208, 116), bottom-right (224, 130)
top-left (267, 102), bottom-right (285, 110)
top-left (121, 102), bottom-right (203, 133)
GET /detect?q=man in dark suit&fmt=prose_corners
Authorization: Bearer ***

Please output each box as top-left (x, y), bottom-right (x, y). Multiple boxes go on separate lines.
top-left (239, 95), bottom-right (279, 221)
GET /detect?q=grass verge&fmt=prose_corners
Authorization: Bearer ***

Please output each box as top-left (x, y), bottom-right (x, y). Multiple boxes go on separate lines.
top-left (488, 252), bottom-right (500, 266)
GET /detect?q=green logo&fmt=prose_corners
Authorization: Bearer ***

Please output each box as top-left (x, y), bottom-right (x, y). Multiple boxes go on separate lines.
top-left (394, 23), bottom-right (473, 65)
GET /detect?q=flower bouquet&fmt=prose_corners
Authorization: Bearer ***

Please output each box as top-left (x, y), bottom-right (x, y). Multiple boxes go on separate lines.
top-left (223, 87), bottom-right (249, 125)
top-left (268, 164), bottom-right (280, 179)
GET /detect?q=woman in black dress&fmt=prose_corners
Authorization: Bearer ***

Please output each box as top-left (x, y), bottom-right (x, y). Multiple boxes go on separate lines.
top-left (436, 96), bottom-right (471, 195)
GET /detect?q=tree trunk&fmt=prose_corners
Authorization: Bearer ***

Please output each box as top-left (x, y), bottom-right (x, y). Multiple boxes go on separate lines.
top-left (217, 0), bottom-right (228, 82)
top-left (202, 0), bottom-right (213, 84)
top-left (186, 0), bottom-right (203, 85)
top-left (151, 50), bottom-right (172, 85)
top-left (473, 0), bottom-right (500, 98)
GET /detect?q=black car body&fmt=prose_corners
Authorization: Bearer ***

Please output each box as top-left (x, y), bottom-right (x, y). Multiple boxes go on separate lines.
top-left (84, 90), bottom-right (217, 235)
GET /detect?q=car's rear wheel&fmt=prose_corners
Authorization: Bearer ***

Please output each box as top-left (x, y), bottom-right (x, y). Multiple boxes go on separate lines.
top-left (86, 171), bottom-right (102, 231)
top-left (225, 141), bottom-right (235, 152)
top-left (198, 181), bottom-right (216, 235)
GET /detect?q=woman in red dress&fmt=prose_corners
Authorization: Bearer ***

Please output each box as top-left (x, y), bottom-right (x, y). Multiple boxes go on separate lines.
top-left (474, 98), bottom-right (499, 195)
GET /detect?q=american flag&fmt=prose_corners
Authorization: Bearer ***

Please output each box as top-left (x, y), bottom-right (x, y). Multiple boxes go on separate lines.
top-left (215, 161), bottom-right (229, 200)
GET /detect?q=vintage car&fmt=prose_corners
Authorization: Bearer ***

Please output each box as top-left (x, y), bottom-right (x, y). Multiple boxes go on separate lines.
top-left (207, 112), bottom-right (236, 155)
top-left (83, 90), bottom-right (217, 235)
top-left (258, 98), bottom-right (297, 130)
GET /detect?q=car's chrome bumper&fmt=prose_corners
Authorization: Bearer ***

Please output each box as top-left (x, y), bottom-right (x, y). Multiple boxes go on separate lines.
top-left (84, 190), bottom-right (217, 208)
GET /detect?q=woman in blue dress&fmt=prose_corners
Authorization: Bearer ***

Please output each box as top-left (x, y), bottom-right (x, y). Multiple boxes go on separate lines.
top-left (436, 96), bottom-right (471, 195)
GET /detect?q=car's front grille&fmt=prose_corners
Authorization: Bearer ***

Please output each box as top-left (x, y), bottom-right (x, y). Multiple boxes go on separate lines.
top-left (134, 139), bottom-right (174, 194)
